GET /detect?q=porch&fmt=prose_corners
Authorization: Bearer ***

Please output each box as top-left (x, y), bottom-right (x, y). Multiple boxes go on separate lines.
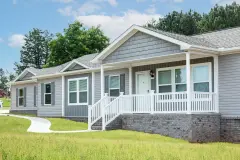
top-left (89, 52), bottom-right (219, 130)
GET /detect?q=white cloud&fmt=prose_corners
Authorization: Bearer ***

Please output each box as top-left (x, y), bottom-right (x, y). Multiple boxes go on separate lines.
top-left (76, 10), bottom-right (161, 40)
top-left (0, 38), bottom-right (3, 43)
top-left (136, 0), bottom-right (146, 2)
top-left (58, 6), bottom-right (75, 16)
top-left (94, 0), bottom-right (118, 6)
top-left (8, 34), bottom-right (25, 48)
top-left (145, 4), bottom-right (156, 14)
top-left (13, 0), bottom-right (17, 5)
top-left (52, 0), bottom-right (74, 3)
top-left (212, 0), bottom-right (240, 5)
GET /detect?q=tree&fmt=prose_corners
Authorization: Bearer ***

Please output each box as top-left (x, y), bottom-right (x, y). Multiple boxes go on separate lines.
top-left (146, 2), bottom-right (240, 35)
top-left (46, 21), bottom-right (109, 67)
top-left (198, 2), bottom-right (240, 33)
top-left (0, 69), bottom-right (8, 91)
top-left (14, 28), bottom-right (53, 74)
top-left (147, 10), bottom-right (202, 35)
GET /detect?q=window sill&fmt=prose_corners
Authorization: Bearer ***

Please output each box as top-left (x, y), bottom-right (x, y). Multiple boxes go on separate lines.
top-left (68, 103), bottom-right (88, 106)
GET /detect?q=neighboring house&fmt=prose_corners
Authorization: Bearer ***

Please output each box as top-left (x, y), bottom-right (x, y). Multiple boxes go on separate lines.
top-left (11, 25), bottom-right (240, 142)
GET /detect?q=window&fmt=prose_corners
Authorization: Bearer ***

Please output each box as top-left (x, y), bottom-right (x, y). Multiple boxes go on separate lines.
top-left (192, 65), bottom-right (210, 92)
top-left (44, 83), bottom-right (51, 105)
top-left (158, 70), bottom-right (172, 93)
top-left (157, 63), bottom-right (211, 93)
top-left (18, 88), bottom-right (24, 106)
top-left (68, 78), bottom-right (88, 105)
top-left (175, 68), bottom-right (186, 92)
top-left (109, 75), bottom-right (120, 97)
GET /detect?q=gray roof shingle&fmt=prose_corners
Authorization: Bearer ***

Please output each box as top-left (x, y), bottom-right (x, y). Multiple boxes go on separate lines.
top-left (28, 53), bottom-right (99, 76)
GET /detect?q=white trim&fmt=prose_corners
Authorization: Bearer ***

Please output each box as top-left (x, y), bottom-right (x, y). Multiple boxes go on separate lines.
top-left (101, 65), bottom-right (104, 98)
top-left (109, 75), bottom-right (120, 96)
top-left (60, 60), bottom-right (90, 72)
top-left (186, 53), bottom-right (191, 114)
top-left (44, 83), bottom-right (52, 106)
top-left (67, 77), bottom-right (89, 106)
top-left (91, 25), bottom-right (191, 63)
top-left (135, 70), bottom-right (151, 94)
top-left (214, 55), bottom-right (219, 113)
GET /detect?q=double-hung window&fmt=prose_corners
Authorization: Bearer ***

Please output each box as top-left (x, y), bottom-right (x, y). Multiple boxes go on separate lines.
top-left (109, 75), bottom-right (120, 97)
top-left (68, 77), bottom-right (88, 105)
top-left (175, 68), bottom-right (186, 92)
top-left (158, 70), bottom-right (172, 93)
top-left (18, 88), bottom-right (24, 106)
top-left (44, 83), bottom-right (52, 105)
top-left (192, 64), bottom-right (210, 92)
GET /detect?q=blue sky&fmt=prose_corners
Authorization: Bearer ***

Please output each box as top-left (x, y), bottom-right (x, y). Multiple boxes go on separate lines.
top-left (0, 0), bottom-right (234, 73)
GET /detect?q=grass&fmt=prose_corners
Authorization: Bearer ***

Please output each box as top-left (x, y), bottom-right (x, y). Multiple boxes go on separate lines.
top-left (0, 116), bottom-right (240, 160)
top-left (0, 97), bottom-right (10, 109)
top-left (47, 118), bottom-right (88, 131)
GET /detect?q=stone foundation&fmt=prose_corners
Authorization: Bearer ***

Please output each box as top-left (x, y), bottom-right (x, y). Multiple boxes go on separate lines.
top-left (10, 110), bottom-right (37, 116)
top-left (121, 113), bottom-right (220, 143)
top-left (220, 117), bottom-right (240, 142)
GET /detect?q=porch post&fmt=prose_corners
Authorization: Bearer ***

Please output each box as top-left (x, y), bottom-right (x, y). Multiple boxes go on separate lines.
top-left (92, 72), bottom-right (95, 104)
top-left (129, 66), bottom-right (132, 95)
top-left (214, 55), bottom-right (219, 113)
top-left (186, 53), bottom-right (191, 114)
top-left (61, 75), bottom-right (65, 117)
top-left (101, 65), bottom-right (104, 98)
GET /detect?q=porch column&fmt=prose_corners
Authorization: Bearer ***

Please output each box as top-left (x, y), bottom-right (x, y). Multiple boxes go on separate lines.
top-left (92, 72), bottom-right (95, 104)
top-left (214, 55), bottom-right (219, 113)
top-left (129, 66), bottom-right (132, 95)
top-left (186, 53), bottom-right (191, 114)
top-left (101, 65), bottom-right (105, 98)
top-left (61, 75), bottom-right (65, 117)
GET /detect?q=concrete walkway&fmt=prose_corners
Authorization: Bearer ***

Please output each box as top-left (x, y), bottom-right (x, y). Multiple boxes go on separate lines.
top-left (0, 114), bottom-right (98, 133)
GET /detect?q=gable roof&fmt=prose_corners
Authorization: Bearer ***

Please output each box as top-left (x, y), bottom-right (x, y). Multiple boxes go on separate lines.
top-left (92, 25), bottom-right (240, 63)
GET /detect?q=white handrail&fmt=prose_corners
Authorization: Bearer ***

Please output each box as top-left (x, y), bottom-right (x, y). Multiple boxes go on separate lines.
top-left (88, 95), bottom-right (116, 130)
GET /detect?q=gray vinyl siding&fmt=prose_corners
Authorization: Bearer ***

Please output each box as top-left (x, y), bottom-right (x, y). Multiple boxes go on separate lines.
top-left (64, 73), bottom-right (92, 117)
top-left (10, 83), bottom-right (37, 111)
top-left (37, 77), bottom-right (62, 117)
top-left (132, 57), bottom-right (214, 94)
top-left (66, 64), bottom-right (85, 71)
top-left (19, 72), bottom-right (34, 81)
top-left (103, 31), bottom-right (181, 64)
top-left (94, 68), bottom-right (129, 102)
top-left (219, 53), bottom-right (240, 117)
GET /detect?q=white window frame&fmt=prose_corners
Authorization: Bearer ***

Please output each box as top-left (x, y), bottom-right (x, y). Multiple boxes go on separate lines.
top-left (68, 77), bottom-right (88, 105)
top-left (156, 62), bottom-right (212, 93)
top-left (191, 62), bottom-right (212, 92)
top-left (44, 83), bottom-right (52, 105)
top-left (18, 88), bottom-right (24, 107)
top-left (109, 75), bottom-right (120, 97)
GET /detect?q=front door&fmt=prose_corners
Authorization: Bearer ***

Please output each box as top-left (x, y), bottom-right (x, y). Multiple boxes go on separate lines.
top-left (136, 71), bottom-right (151, 94)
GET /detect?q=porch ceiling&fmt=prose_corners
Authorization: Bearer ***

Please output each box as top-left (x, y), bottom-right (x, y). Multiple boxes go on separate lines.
top-left (103, 52), bottom-right (212, 68)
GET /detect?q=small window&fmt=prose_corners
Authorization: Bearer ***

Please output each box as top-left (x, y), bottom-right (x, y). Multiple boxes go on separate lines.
top-left (158, 70), bottom-right (172, 93)
top-left (175, 68), bottom-right (186, 92)
top-left (109, 75), bottom-right (120, 97)
top-left (68, 78), bottom-right (88, 105)
top-left (44, 83), bottom-right (52, 105)
top-left (193, 65), bottom-right (209, 92)
top-left (18, 88), bottom-right (24, 106)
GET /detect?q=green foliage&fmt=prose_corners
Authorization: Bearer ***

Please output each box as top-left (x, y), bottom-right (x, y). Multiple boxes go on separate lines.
top-left (46, 21), bottom-right (109, 67)
top-left (147, 2), bottom-right (240, 35)
top-left (0, 98), bottom-right (10, 108)
top-left (47, 118), bottom-right (88, 131)
top-left (14, 28), bottom-right (53, 74)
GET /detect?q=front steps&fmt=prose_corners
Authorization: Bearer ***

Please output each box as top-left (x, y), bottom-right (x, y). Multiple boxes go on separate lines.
top-left (91, 116), bottom-right (122, 131)
top-left (91, 118), bottom-right (102, 130)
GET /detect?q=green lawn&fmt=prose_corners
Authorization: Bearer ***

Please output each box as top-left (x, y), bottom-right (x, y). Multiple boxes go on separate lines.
top-left (0, 97), bottom-right (10, 109)
top-left (0, 116), bottom-right (240, 160)
top-left (47, 118), bottom-right (88, 131)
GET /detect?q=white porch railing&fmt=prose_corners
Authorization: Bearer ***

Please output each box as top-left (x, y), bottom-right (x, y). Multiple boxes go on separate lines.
top-left (98, 92), bottom-right (217, 130)
top-left (88, 95), bottom-right (116, 130)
